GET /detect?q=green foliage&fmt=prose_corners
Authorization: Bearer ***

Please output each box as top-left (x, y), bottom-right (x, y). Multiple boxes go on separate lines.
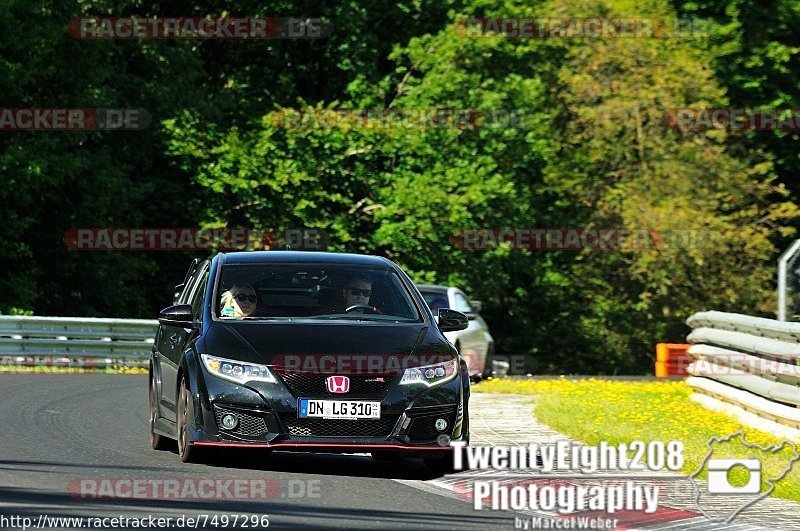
top-left (1, 0), bottom-right (798, 373)
top-left (670, 0), bottom-right (800, 231)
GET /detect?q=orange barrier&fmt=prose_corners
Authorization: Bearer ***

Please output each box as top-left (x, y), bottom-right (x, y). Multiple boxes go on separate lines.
top-left (655, 343), bottom-right (692, 377)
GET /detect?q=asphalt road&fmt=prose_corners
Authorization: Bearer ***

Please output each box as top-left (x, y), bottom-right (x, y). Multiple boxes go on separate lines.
top-left (0, 375), bottom-right (509, 530)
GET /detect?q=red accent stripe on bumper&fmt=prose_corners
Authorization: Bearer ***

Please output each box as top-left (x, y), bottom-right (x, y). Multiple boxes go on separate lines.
top-left (193, 441), bottom-right (453, 451)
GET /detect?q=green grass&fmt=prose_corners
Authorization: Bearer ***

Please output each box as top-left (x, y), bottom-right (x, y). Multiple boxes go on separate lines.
top-left (0, 365), bottom-right (147, 374)
top-left (474, 378), bottom-right (800, 503)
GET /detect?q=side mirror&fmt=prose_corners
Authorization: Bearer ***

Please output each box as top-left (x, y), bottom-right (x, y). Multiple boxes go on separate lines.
top-left (469, 300), bottom-right (482, 313)
top-left (159, 304), bottom-right (196, 328)
top-left (437, 308), bottom-right (469, 332)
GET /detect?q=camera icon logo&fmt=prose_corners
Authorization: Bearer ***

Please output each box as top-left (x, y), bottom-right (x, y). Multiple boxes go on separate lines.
top-left (690, 431), bottom-right (798, 523)
top-left (706, 458), bottom-right (761, 494)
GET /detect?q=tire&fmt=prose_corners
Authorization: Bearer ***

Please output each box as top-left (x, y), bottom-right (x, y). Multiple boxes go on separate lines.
top-left (177, 375), bottom-right (201, 463)
top-left (149, 373), bottom-right (171, 451)
top-left (459, 377), bottom-right (470, 445)
top-left (481, 343), bottom-right (495, 380)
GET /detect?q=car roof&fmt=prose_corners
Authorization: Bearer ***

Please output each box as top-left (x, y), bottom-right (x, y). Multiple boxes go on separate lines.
top-left (417, 284), bottom-right (451, 293)
top-left (219, 251), bottom-right (393, 267)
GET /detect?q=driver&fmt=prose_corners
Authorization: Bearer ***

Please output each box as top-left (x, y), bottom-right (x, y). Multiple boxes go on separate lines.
top-left (341, 274), bottom-right (373, 312)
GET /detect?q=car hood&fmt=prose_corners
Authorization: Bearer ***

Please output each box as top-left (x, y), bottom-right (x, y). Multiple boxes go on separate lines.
top-left (202, 320), bottom-right (454, 374)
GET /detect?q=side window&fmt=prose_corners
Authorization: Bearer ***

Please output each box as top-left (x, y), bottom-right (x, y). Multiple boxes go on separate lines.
top-left (179, 261), bottom-right (209, 305)
top-left (178, 273), bottom-right (200, 304)
top-left (191, 272), bottom-right (209, 319)
top-left (453, 292), bottom-right (473, 313)
top-left (175, 259), bottom-right (199, 303)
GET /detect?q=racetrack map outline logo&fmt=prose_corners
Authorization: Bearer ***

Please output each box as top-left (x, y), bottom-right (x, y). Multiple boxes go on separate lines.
top-left (688, 430), bottom-right (799, 523)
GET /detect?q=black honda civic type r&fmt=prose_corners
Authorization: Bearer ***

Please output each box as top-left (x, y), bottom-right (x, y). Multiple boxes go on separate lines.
top-left (149, 251), bottom-right (470, 469)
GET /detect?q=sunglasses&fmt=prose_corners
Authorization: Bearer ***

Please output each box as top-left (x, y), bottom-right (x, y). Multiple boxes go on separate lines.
top-left (347, 287), bottom-right (372, 297)
top-left (234, 294), bottom-right (258, 303)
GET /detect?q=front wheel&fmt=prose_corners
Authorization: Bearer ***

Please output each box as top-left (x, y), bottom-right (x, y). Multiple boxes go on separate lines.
top-left (460, 393), bottom-right (470, 445)
top-left (177, 376), bottom-right (201, 463)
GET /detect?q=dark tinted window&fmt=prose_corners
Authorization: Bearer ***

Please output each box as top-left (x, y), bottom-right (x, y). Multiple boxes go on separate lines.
top-left (217, 264), bottom-right (420, 322)
top-left (421, 291), bottom-right (450, 312)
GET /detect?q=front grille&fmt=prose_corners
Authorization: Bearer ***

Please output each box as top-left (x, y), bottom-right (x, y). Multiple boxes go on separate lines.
top-left (406, 407), bottom-right (456, 442)
top-left (278, 373), bottom-right (393, 399)
top-left (214, 405), bottom-right (268, 438)
top-left (280, 414), bottom-right (400, 438)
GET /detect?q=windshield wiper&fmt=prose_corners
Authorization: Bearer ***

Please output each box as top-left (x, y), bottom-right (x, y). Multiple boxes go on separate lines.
top-left (309, 315), bottom-right (403, 322)
top-left (308, 314), bottom-right (376, 320)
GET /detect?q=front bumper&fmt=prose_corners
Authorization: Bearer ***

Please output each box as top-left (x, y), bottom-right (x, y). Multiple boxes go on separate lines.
top-left (188, 365), bottom-right (467, 452)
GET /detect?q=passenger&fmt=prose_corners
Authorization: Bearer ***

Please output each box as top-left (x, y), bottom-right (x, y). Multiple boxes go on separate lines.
top-left (220, 284), bottom-right (258, 317)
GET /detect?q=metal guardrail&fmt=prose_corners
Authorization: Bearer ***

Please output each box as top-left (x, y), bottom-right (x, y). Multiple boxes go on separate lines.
top-left (688, 344), bottom-right (800, 385)
top-left (0, 315), bottom-right (511, 375)
top-left (687, 310), bottom-right (800, 342)
top-left (685, 311), bottom-right (800, 431)
top-left (0, 316), bottom-right (157, 367)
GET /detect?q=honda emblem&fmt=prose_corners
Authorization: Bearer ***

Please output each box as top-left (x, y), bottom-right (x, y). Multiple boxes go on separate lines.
top-left (326, 375), bottom-right (350, 393)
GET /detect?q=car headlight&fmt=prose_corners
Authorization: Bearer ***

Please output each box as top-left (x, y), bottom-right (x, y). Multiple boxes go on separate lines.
top-left (399, 359), bottom-right (458, 387)
top-left (200, 354), bottom-right (277, 385)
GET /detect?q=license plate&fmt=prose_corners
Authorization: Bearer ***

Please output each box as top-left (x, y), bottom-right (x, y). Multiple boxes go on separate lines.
top-left (298, 399), bottom-right (381, 420)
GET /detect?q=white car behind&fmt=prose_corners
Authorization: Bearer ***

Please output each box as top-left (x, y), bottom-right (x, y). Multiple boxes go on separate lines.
top-left (417, 284), bottom-right (495, 380)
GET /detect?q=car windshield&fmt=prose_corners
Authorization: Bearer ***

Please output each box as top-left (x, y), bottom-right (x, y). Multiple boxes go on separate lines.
top-left (421, 291), bottom-right (450, 313)
top-left (216, 264), bottom-right (421, 322)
